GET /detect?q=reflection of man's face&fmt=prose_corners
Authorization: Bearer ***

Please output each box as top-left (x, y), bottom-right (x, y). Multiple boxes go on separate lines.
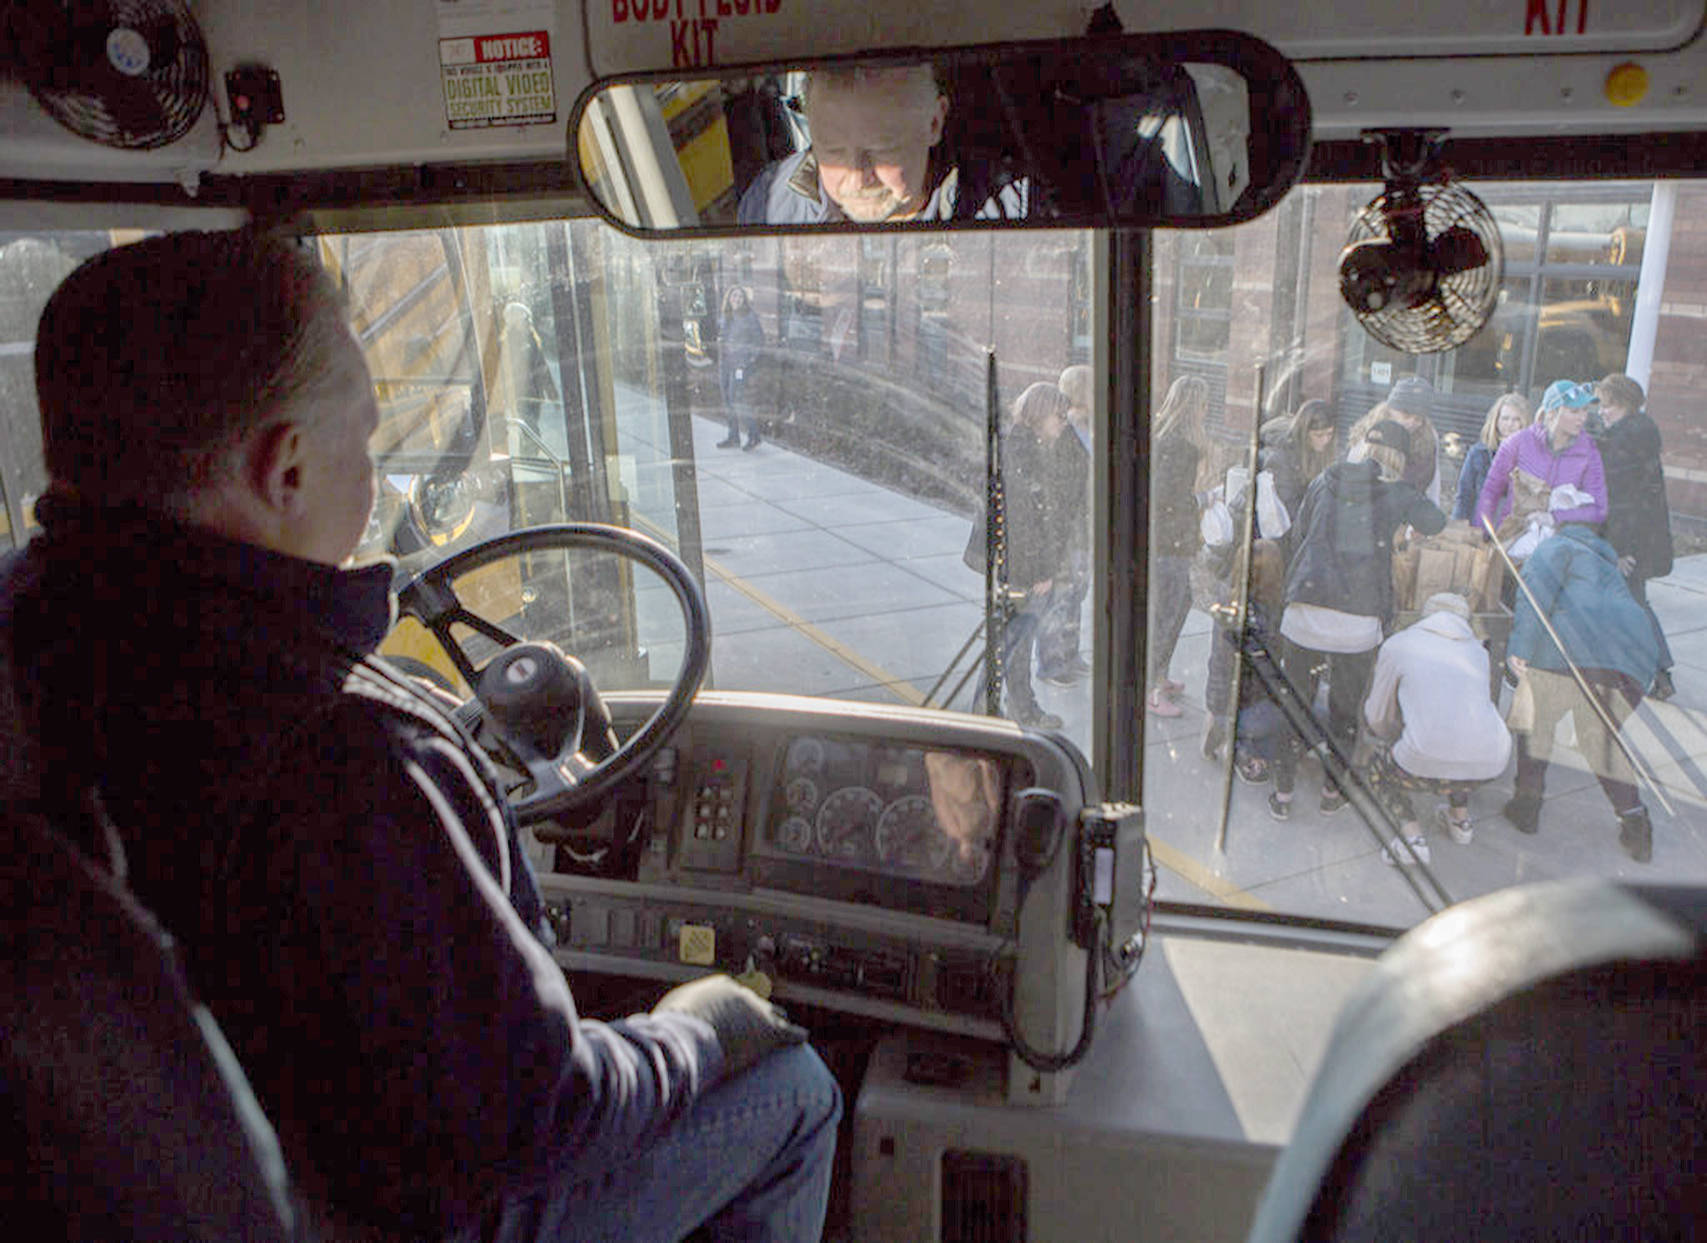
top-left (808, 68), bottom-right (948, 223)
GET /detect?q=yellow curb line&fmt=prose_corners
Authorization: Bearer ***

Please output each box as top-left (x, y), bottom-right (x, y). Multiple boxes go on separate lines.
top-left (1148, 835), bottom-right (1274, 912)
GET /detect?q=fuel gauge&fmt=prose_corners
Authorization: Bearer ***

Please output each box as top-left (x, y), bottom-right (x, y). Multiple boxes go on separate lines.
top-left (777, 816), bottom-right (814, 854)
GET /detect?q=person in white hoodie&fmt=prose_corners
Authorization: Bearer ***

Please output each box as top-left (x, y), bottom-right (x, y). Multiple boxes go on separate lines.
top-left (1361, 592), bottom-right (1513, 861)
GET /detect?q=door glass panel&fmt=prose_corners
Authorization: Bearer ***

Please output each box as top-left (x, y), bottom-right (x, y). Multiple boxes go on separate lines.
top-left (1151, 178), bottom-right (1707, 929)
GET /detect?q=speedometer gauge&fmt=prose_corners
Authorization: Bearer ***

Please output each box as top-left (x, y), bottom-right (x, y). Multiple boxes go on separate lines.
top-left (875, 795), bottom-right (952, 874)
top-left (815, 786), bottom-right (882, 860)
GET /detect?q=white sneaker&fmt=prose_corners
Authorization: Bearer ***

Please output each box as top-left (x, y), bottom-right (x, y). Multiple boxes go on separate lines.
top-left (1380, 833), bottom-right (1432, 866)
top-left (1436, 804), bottom-right (1473, 845)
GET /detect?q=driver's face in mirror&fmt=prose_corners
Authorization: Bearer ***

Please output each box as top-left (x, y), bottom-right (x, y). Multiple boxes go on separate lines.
top-left (805, 65), bottom-right (948, 223)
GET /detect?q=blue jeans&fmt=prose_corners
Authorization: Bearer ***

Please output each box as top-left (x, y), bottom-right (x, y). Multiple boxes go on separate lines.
top-left (465, 1044), bottom-right (841, 1243)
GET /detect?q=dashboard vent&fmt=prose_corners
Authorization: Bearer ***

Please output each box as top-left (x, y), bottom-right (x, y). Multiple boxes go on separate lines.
top-left (941, 1150), bottom-right (1026, 1243)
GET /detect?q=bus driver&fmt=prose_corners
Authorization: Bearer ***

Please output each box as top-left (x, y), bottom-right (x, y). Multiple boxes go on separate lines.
top-left (738, 62), bottom-right (1025, 223)
top-left (1, 231), bottom-right (840, 1242)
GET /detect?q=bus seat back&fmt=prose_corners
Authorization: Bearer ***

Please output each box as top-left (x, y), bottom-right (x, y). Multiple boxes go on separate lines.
top-left (1248, 879), bottom-right (1707, 1242)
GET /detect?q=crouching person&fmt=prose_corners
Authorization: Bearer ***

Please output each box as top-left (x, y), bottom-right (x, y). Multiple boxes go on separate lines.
top-left (1360, 593), bottom-right (1512, 865)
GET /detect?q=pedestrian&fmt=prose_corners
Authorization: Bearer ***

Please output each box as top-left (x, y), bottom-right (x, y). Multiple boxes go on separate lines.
top-left (1452, 391), bottom-right (1532, 521)
top-left (717, 286), bottom-right (766, 449)
top-left (1361, 592), bottom-right (1512, 864)
top-left (1000, 380), bottom-right (1076, 729)
top-left (1593, 372), bottom-right (1676, 701)
top-left (1474, 378), bottom-right (1607, 549)
top-left (1350, 376), bottom-right (1442, 503)
top-left (1202, 538), bottom-right (1287, 788)
top-left (1148, 374), bottom-right (1211, 718)
top-left (1259, 398), bottom-right (1336, 529)
top-left (1270, 417), bottom-right (1446, 818)
top-left (1502, 523), bottom-right (1661, 862)
top-left (1036, 364), bottom-right (1093, 686)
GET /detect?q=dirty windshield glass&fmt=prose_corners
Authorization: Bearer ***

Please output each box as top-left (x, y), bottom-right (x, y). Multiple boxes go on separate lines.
top-left (319, 223), bottom-right (1098, 744)
top-left (4, 179), bottom-right (1704, 932)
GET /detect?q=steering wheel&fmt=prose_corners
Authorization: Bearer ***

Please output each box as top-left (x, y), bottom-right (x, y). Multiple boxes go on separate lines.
top-left (395, 524), bottom-right (710, 825)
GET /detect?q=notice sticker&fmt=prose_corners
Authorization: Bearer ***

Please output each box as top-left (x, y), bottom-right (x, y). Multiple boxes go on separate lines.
top-left (439, 30), bottom-right (555, 129)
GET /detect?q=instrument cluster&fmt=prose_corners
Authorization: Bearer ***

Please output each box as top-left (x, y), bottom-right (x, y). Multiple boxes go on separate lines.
top-left (765, 734), bottom-right (999, 888)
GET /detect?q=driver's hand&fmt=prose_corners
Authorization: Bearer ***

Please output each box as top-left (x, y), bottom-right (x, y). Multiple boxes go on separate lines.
top-left (653, 974), bottom-right (808, 1080)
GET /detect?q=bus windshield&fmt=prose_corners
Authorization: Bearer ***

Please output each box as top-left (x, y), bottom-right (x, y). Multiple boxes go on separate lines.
top-left (2, 175), bottom-right (1701, 932)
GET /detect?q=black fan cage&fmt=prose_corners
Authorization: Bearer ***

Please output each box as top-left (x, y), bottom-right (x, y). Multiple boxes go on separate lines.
top-left (27, 0), bottom-right (210, 150)
top-left (1345, 183), bottom-right (1505, 355)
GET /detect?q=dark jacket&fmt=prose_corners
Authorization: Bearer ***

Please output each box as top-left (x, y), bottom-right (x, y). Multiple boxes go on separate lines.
top-left (1596, 409), bottom-right (1674, 579)
top-left (1510, 524), bottom-right (1660, 688)
top-left (1152, 434), bottom-right (1203, 558)
top-left (1452, 440), bottom-right (1494, 522)
top-left (1004, 424), bottom-right (1069, 586)
top-left (2, 499), bottom-right (723, 1237)
top-left (718, 306), bottom-right (765, 398)
top-left (1283, 460), bottom-right (1445, 623)
top-left (1046, 423), bottom-right (1090, 564)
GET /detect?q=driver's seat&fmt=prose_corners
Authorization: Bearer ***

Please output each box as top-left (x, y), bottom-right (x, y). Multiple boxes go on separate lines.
top-left (1, 804), bottom-right (302, 1240)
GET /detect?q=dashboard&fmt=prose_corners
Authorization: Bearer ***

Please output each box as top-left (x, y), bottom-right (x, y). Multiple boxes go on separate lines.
top-left (531, 691), bottom-right (1102, 1098)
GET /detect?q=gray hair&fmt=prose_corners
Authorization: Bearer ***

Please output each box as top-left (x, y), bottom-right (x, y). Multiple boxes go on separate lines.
top-left (801, 62), bottom-right (941, 118)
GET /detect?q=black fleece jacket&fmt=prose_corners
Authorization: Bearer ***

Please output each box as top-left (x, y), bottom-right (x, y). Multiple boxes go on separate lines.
top-left (3, 498), bottom-right (722, 1237)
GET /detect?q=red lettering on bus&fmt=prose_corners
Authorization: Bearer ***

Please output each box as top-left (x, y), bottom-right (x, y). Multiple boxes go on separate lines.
top-left (474, 32), bottom-right (549, 60)
top-left (1526, 0), bottom-right (1550, 35)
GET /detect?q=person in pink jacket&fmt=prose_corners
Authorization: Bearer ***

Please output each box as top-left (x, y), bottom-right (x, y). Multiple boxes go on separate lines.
top-left (1474, 379), bottom-right (1607, 536)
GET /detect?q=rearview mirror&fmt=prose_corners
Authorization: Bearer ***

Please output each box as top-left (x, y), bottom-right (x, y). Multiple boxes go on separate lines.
top-left (571, 32), bottom-right (1311, 233)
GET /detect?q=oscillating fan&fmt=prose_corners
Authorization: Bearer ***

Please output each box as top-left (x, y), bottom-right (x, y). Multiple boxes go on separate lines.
top-left (11, 0), bottom-right (210, 150)
top-left (1338, 130), bottom-right (1504, 354)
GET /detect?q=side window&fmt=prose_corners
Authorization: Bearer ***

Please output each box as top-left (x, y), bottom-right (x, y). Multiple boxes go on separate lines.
top-left (0, 232), bottom-right (124, 549)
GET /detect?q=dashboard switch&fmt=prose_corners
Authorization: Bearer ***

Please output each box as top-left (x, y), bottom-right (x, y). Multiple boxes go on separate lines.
top-left (679, 922), bottom-right (716, 965)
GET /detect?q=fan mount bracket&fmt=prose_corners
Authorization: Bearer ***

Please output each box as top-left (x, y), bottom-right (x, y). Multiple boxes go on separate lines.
top-left (1361, 128), bottom-right (1451, 186)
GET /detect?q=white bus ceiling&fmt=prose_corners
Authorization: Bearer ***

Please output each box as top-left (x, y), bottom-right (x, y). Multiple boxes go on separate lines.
top-left (2, 0), bottom-right (1707, 190)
